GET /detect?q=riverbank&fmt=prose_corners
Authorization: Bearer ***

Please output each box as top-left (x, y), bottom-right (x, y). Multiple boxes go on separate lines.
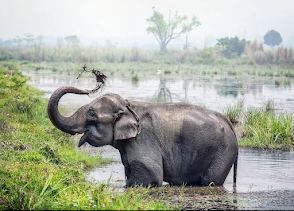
top-left (148, 187), bottom-right (294, 210)
top-left (0, 63), bottom-right (168, 210)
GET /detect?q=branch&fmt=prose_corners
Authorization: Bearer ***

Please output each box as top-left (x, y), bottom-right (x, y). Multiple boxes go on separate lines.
top-left (151, 31), bottom-right (161, 44)
top-left (166, 10), bottom-right (178, 38)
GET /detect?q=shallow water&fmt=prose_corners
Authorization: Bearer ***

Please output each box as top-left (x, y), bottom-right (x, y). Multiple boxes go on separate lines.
top-left (23, 69), bottom-right (294, 194)
top-left (83, 145), bottom-right (294, 193)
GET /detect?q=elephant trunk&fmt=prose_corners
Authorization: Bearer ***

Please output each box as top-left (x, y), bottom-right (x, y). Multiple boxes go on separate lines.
top-left (47, 86), bottom-right (90, 135)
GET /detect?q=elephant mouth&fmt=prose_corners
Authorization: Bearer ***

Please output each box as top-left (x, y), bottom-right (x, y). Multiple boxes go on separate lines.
top-left (78, 130), bottom-right (89, 147)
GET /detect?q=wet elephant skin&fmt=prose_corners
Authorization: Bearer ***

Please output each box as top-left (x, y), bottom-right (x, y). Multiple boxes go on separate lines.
top-left (48, 86), bottom-right (238, 187)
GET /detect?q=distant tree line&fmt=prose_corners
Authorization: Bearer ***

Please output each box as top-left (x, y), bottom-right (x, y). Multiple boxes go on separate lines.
top-left (146, 9), bottom-right (285, 56)
top-left (0, 9), bottom-right (291, 66)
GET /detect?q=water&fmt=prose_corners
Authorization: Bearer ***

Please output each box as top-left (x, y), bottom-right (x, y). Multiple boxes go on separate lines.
top-left (22, 69), bottom-right (294, 194)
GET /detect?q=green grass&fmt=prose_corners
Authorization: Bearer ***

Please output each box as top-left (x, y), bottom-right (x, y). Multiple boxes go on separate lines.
top-left (223, 99), bottom-right (294, 150)
top-left (131, 74), bottom-right (139, 82)
top-left (0, 63), bottom-right (170, 210)
top-left (264, 99), bottom-right (275, 112)
top-left (223, 99), bottom-right (244, 124)
top-left (239, 108), bottom-right (294, 150)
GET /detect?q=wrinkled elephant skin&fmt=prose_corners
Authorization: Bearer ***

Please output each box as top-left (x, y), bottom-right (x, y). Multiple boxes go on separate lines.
top-left (48, 86), bottom-right (238, 187)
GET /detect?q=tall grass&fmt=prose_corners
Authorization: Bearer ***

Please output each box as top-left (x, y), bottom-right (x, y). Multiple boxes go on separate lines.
top-left (242, 40), bottom-right (294, 66)
top-left (223, 99), bottom-right (244, 124)
top-left (0, 63), bottom-right (169, 210)
top-left (240, 108), bottom-right (293, 150)
top-left (1, 43), bottom-right (294, 68)
top-left (223, 99), bottom-right (294, 150)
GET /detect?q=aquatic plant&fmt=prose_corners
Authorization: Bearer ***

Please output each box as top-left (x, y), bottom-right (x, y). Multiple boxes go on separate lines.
top-left (264, 99), bottom-right (275, 112)
top-left (132, 74), bottom-right (139, 82)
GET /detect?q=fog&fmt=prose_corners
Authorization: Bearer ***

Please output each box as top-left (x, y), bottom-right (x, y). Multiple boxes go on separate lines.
top-left (1, 0), bottom-right (294, 47)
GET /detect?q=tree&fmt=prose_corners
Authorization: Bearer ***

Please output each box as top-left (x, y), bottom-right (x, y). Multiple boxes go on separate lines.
top-left (264, 30), bottom-right (283, 47)
top-left (182, 16), bottom-right (200, 50)
top-left (23, 33), bottom-right (35, 47)
top-left (65, 35), bottom-right (80, 45)
top-left (13, 36), bottom-right (23, 47)
top-left (216, 36), bottom-right (249, 59)
top-left (146, 9), bottom-right (200, 54)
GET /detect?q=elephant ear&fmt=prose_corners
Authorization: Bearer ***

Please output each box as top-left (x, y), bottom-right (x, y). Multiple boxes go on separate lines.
top-left (114, 104), bottom-right (141, 141)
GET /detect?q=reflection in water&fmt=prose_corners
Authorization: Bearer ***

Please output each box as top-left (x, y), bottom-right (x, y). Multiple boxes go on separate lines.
top-left (215, 78), bottom-right (242, 98)
top-left (22, 69), bottom-right (294, 195)
top-left (152, 79), bottom-right (172, 102)
top-left (23, 69), bottom-right (294, 114)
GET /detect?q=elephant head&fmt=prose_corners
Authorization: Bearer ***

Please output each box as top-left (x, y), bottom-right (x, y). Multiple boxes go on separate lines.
top-left (47, 86), bottom-right (141, 147)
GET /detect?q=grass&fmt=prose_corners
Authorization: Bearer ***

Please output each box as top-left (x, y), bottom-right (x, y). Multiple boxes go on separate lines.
top-left (223, 99), bottom-right (244, 124)
top-left (131, 74), bottom-right (139, 82)
top-left (264, 99), bottom-right (275, 112)
top-left (224, 99), bottom-right (294, 150)
top-left (239, 108), bottom-right (293, 150)
top-left (0, 63), bottom-right (169, 210)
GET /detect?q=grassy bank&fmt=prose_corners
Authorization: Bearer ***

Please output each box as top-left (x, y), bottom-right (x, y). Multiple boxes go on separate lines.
top-left (224, 101), bottom-right (294, 150)
top-left (0, 63), bottom-right (169, 210)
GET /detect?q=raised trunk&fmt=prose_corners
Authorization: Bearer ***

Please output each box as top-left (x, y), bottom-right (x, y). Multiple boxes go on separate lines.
top-left (47, 86), bottom-right (90, 135)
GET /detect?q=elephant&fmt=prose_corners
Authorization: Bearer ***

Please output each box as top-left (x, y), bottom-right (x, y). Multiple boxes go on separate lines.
top-left (48, 86), bottom-right (238, 187)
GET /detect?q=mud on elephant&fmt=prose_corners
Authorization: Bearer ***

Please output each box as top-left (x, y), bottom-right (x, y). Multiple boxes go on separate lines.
top-left (48, 86), bottom-right (238, 187)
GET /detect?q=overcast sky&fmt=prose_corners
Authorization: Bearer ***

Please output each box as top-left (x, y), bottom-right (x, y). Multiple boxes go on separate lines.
top-left (1, 0), bottom-right (293, 47)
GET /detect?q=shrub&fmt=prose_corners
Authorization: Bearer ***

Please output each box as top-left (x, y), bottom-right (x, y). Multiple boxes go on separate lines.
top-left (216, 36), bottom-right (249, 59)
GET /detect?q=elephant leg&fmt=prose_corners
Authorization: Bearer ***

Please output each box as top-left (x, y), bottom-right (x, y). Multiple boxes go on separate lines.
top-left (126, 159), bottom-right (163, 187)
top-left (201, 148), bottom-right (237, 186)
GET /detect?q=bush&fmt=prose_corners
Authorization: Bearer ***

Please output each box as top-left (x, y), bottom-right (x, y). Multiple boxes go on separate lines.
top-left (216, 36), bottom-right (249, 59)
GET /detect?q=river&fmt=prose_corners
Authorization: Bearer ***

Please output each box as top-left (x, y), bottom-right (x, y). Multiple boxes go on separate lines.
top-left (23, 68), bottom-right (294, 209)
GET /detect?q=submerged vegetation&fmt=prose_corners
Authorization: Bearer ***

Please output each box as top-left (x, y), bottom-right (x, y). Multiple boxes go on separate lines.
top-left (0, 63), bottom-right (168, 210)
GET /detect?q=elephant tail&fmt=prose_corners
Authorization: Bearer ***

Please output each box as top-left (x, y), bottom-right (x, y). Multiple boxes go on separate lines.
top-left (233, 151), bottom-right (238, 183)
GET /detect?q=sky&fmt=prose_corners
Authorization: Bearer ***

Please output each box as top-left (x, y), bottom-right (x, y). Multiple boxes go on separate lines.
top-left (0, 0), bottom-right (294, 47)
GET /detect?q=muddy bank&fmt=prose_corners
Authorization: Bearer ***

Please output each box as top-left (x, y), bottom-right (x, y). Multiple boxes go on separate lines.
top-left (151, 188), bottom-right (294, 210)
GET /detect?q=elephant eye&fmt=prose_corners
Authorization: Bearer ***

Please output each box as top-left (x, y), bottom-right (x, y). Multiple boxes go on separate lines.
top-left (87, 110), bottom-right (98, 122)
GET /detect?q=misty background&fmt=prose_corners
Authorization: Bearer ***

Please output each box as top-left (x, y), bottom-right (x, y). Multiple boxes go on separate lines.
top-left (1, 0), bottom-right (294, 48)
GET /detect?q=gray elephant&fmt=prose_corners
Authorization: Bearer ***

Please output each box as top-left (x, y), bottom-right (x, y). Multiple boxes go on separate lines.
top-left (48, 86), bottom-right (238, 187)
